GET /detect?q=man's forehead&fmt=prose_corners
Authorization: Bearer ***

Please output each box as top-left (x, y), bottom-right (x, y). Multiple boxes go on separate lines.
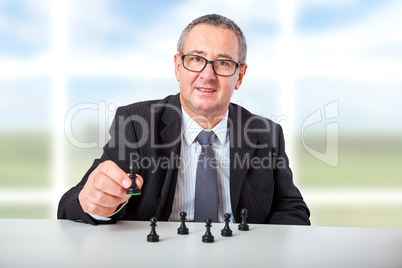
top-left (183, 24), bottom-right (240, 59)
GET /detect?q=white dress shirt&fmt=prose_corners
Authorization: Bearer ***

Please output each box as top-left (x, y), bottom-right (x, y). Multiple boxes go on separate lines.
top-left (169, 108), bottom-right (232, 222)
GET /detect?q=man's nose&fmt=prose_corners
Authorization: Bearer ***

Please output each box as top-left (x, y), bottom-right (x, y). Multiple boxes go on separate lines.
top-left (199, 62), bottom-right (217, 79)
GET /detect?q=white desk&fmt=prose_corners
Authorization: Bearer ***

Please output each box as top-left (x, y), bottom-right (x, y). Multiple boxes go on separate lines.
top-left (0, 219), bottom-right (401, 267)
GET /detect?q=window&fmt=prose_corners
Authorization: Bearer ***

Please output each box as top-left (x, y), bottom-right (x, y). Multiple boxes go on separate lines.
top-left (1, 0), bottom-right (401, 228)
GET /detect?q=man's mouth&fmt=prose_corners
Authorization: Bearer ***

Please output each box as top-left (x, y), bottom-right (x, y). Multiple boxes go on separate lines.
top-left (197, 87), bottom-right (216, 92)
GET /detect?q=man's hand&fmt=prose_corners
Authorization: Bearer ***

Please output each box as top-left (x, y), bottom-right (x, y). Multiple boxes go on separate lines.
top-left (78, 160), bottom-right (143, 217)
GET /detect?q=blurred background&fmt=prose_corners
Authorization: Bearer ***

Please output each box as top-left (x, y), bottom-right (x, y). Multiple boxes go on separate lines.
top-left (0, 0), bottom-right (401, 228)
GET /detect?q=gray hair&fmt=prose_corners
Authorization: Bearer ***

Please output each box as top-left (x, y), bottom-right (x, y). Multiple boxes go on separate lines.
top-left (177, 14), bottom-right (247, 63)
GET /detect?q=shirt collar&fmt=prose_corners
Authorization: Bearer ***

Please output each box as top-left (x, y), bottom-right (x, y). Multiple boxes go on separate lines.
top-left (181, 108), bottom-right (229, 146)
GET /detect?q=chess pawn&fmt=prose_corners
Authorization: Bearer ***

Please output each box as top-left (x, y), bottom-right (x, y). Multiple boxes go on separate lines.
top-left (202, 218), bottom-right (214, 243)
top-left (147, 217), bottom-right (159, 242)
top-left (238, 208), bottom-right (249, 231)
top-left (221, 213), bottom-right (233, 237)
top-left (177, 211), bottom-right (189, 235)
top-left (126, 160), bottom-right (141, 196)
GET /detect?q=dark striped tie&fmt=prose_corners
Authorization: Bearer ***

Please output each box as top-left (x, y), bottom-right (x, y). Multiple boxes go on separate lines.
top-left (194, 130), bottom-right (219, 222)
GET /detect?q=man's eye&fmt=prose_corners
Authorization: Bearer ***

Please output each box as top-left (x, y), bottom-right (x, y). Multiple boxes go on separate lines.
top-left (192, 57), bottom-right (201, 62)
top-left (218, 61), bottom-right (229, 66)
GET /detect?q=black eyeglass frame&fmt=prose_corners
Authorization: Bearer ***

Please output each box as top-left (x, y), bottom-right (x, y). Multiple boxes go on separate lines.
top-left (181, 54), bottom-right (242, 77)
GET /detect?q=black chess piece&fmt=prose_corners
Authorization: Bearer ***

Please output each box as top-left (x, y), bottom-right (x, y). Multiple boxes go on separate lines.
top-left (238, 208), bottom-right (249, 231)
top-left (221, 213), bottom-right (233, 237)
top-left (126, 160), bottom-right (141, 195)
top-left (202, 218), bottom-right (214, 243)
top-left (147, 217), bottom-right (159, 242)
top-left (177, 211), bottom-right (189, 235)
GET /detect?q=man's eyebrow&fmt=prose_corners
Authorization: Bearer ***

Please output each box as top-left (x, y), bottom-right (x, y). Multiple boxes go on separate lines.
top-left (187, 50), bottom-right (235, 61)
top-left (188, 50), bottom-right (206, 55)
top-left (216, 53), bottom-right (234, 61)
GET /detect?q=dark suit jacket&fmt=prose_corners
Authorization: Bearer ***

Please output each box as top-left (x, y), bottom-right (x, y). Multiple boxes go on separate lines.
top-left (58, 94), bottom-right (310, 225)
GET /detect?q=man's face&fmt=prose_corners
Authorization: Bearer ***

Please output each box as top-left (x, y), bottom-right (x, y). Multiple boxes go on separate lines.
top-left (174, 24), bottom-right (247, 123)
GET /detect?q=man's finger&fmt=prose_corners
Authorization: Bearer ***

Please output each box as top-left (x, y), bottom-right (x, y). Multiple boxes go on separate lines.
top-left (97, 161), bottom-right (132, 189)
top-left (88, 188), bottom-right (125, 207)
top-left (135, 174), bottom-right (144, 189)
top-left (92, 173), bottom-right (127, 198)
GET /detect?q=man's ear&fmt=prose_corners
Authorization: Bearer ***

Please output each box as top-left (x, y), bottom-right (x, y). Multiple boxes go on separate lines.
top-left (235, 63), bottom-right (247, 90)
top-left (174, 53), bottom-right (181, 82)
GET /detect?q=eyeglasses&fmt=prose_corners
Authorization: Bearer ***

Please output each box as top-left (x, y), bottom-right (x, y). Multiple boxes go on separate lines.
top-left (181, 54), bottom-right (241, 77)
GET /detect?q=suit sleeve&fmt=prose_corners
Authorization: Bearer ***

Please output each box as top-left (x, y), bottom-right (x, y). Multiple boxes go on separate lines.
top-left (267, 124), bottom-right (310, 225)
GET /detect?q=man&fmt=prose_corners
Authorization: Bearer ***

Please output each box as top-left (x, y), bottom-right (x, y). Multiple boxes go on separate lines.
top-left (58, 14), bottom-right (310, 225)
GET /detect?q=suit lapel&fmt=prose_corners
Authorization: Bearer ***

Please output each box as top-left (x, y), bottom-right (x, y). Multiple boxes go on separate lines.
top-left (160, 95), bottom-right (182, 151)
top-left (156, 94), bottom-right (182, 219)
top-left (228, 104), bottom-right (256, 222)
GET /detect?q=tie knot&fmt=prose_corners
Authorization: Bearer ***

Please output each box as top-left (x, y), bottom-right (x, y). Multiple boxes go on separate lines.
top-left (196, 131), bottom-right (215, 146)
